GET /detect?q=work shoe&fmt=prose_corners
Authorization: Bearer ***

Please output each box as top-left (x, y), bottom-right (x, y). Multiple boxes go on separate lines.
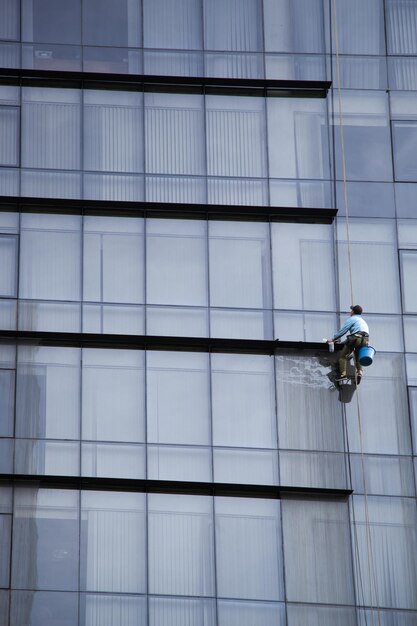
top-left (335, 374), bottom-right (348, 382)
top-left (355, 372), bottom-right (362, 385)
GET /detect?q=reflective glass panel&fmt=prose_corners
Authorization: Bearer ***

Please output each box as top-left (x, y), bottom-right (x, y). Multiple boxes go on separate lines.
top-left (22, 88), bottom-right (81, 170)
top-left (204, 0), bottom-right (262, 52)
top-left (206, 95), bottom-right (267, 178)
top-left (22, 0), bottom-right (81, 44)
top-left (352, 496), bottom-right (417, 609)
top-left (215, 497), bottom-right (284, 600)
top-left (82, 348), bottom-right (145, 443)
top-left (272, 222), bottom-right (335, 312)
top-left (147, 351), bottom-right (210, 445)
top-left (337, 219), bottom-right (401, 314)
top-left (145, 92), bottom-right (205, 176)
top-left (332, 91), bottom-right (392, 182)
top-left (211, 354), bottom-right (276, 448)
top-left (148, 494), bottom-right (215, 596)
top-left (401, 251), bottom-right (417, 313)
top-left (209, 221), bottom-right (271, 309)
top-left (268, 97), bottom-right (330, 179)
top-left (19, 214), bottom-right (82, 302)
top-left (282, 498), bottom-right (354, 604)
top-left (81, 491), bottom-right (146, 593)
top-left (84, 91), bottom-right (143, 174)
top-left (146, 219), bottom-right (207, 307)
top-left (264, 0), bottom-right (324, 53)
top-left (83, 0), bottom-right (141, 47)
top-left (12, 488), bottom-right (79, 591)
top-left (16, 346), bottom-right (80, 440)
top-left (143, 0), bottom-right (202, 50)
top-left (83, 216), bottom-right (144, 305)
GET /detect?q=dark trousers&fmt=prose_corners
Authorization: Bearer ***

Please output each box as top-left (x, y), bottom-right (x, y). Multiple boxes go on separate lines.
top-left (338, 335), bottom-right (368, 376)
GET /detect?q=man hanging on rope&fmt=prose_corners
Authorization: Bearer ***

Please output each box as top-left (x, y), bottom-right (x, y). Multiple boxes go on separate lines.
top-left (327, 305), bottom-right (369, 384)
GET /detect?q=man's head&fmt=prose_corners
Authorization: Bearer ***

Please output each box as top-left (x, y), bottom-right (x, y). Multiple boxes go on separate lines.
top-left (350, 304), bottom-right (363, 315)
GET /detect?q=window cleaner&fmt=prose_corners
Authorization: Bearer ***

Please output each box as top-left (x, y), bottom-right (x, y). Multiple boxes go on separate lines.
top-left (326, 305), bottom-right (370, 385)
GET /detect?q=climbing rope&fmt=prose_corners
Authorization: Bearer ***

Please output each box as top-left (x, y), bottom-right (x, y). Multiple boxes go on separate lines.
top-left (331, 1), bottom-right (382, 624)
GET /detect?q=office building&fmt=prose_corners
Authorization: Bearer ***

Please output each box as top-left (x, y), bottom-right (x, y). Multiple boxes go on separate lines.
top-left (0, 1), bottom-right (416, 624)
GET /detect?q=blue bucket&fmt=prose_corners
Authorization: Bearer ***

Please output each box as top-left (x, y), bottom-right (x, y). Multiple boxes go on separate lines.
top-left (358, 345), bottom-right (376, 367)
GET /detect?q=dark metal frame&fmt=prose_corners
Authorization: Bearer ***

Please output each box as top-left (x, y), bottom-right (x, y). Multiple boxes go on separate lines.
top-left (0, 196), bottom-right (337, 223)
top-left (0, 474), bottom-right (352, 499)
top-left (0, 330), bottom-right (330, 354)
top-left (0, 68), bottom-right (331, 98)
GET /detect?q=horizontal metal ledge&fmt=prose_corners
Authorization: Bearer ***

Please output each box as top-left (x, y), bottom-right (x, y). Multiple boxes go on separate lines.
top-left (0, 196), bottom-right (337, 223)
top-left (0, 67), bottom-right (331, 97)
top-left (0, 474), bottom-right (352, 499)
top-left (0, 330), bottom-right (329, 354)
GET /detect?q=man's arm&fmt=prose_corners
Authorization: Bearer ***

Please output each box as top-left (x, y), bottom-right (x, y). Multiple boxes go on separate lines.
top-left (326, 318), bottom-right (353, 343)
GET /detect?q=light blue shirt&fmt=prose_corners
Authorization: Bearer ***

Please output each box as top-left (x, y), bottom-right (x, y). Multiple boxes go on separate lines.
top-left (333, 315), bottom-right (369, 341)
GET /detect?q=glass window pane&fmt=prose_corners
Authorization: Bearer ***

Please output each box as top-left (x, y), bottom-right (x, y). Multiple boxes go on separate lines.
top-left (210, 308), bottom-right (273, 340)
top-left (352, 496), bottom-right (417, 609)
top-left (148, 494), bottom-right (215, 596)
top-left (0, 0), bottom-right (19, 40)
top-left (146, 219), bottom-right (207, 307)
top-left (264, 0), bottom-right (324, 53)
top-left (144, 0), bottom-right (202, 50)
top-left (386, 0), bottom-right (417, 54)
top-left (206, 95), bottom-right (267, 177)
top-left (12, 488), bottom-right (79, 591)
top-left (84, 91), bottom-right (143, 174)
top-left (215, 497), bottom-right (284, 600)
top-left (146, 306), bottom-right (208, 337)
top-left (358, 608), bottom-right (417, 626)
top-left (213, 448), bottom-right (279, 485)
top-left (0, 106), bottom-right (18, 166)
top-left (145, 92), bottom-right (205, 175)
top-left (282, 498), bottom-right (354, 604)
top-left (330, 0), bottom-right (385, 55)
top-left (337, 219), bottom-right (401, 314)
top-left (209, 221), bottom-right (272, 309)
top-left (10, 591), bottom-right (78, 626)
top-left (22, 0), bottom-right (81, 44)
top-left (83, 0), bottom-right (141, 47)
top-left (279, 450), bottom-right (347, 490)
top-left (398, 218), bottom-right (417, 249)
top-left (22, 88), bottom-right (81, 170)
top-left (149, 597), bottom-right (214, 626)
top-left (401, 251), bottom-right (417, 313)
top-left (336, 181), bottom-right (395, 218)
top-left (204, 0), bottom-right (262, 52)
top-left (404, 316), bottom-right (417, 352)
top-left (268, 97), bottom-right (330, 180)
top-left (20, 214), bottom-right (81, 302)
top-left (218, 600), bottom-right (285, 626)
top-left (81, 491), bottom-right (146, 593)
top-left (0, 235), bottom-right (17, 296)
top-left (276, 354), bottom-right (344, 452)
top-left (211, 354), bottom-right (276, 448)
top-left (82, 442), bottom-right (145, 479)
top-left (81, 594), bottom-right (146, 626)
top-left (393, 122), bottom-right (417, 181)
top-left (0, 514), bottom-right (11, 587)
top-left (409, 388), bottom-right (417, 455)
top-left (82, 348), bottom-right (145, 443)
top-left (350, 454), bottom-right (415, 497)
top-left (147, 445), bottom-right (212, 482)
top-left (84, 216), bottom-right (144, 305)
top-left (332, 91), bottom-right (392, 182)
top-left (147, 351), bottom-right (210, 445)
top-left (345, 354), bottom-right (411, 455)
top-left (16, 346), bottom-right (80, 440)
top-left (287, 604), bottom-right (357, 626)
top-left (272, 223), bottom-right (335, 311)
top-left (15, 440), bottom-right (80, 476)
top-left (358, 314), bottom-right (403, 353)
top-left (0, 369), bottom-right (14, 437)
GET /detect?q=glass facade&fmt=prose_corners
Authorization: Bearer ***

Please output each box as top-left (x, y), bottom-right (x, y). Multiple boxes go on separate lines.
top-left (1, 1), bottom-right (417, 625)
